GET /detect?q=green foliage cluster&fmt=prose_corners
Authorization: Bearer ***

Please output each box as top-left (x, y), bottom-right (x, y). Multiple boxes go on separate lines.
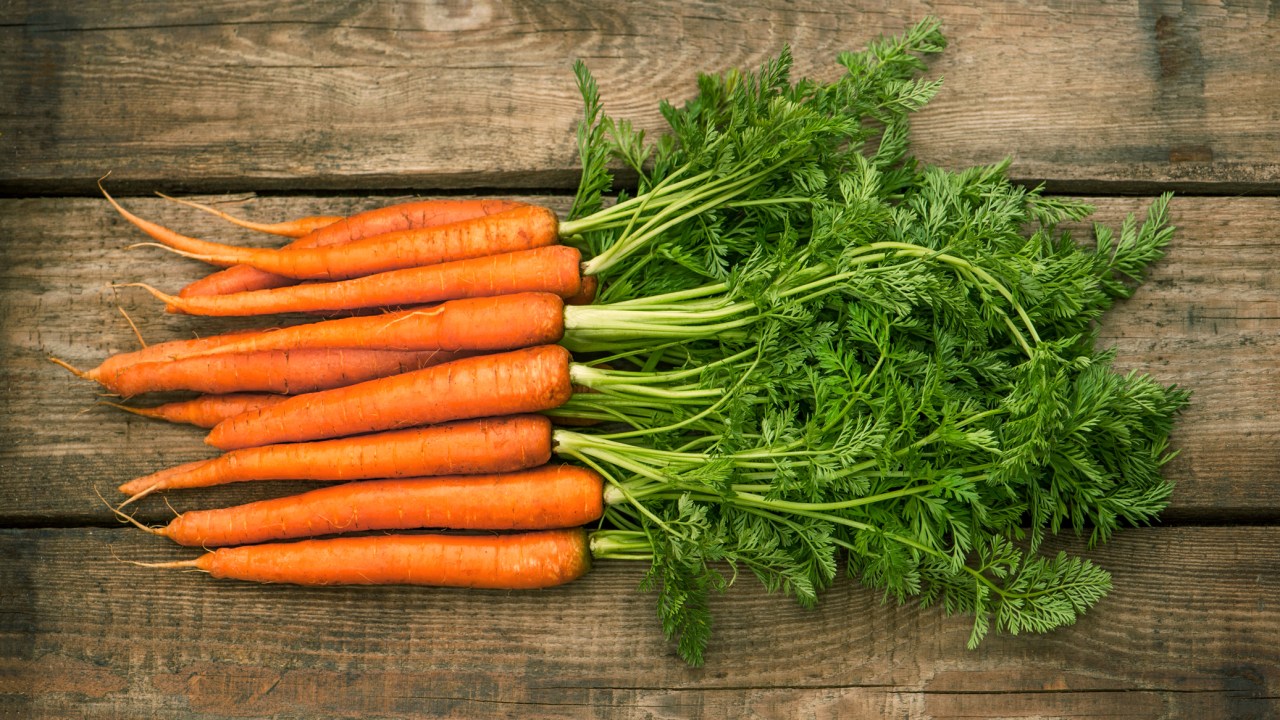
top-left (559, 18), bottom-right (1187, 665)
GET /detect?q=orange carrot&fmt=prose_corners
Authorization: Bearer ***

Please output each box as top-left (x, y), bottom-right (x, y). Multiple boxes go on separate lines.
top-left (206, 345), bottom-right (573, 450)
top-left (142, 245), bottom-right (583, 317)
top-left (141, 465), bottom-right (604, 547)
top-left (145, 529), bottom-right (591, 589)
top-left (128, 293), bottom-right (566, 361)
top-left (565, 274), bottom-right (599, 306)
top-left (157, 193), bottom-right (343, 238)
top-left (93, 348), bottom-right (465, 397)
top-left (178, 197), bottom-right (527, 297)
top-left (118, 415), bottom-right (553, 499)
top-left (102, 393), bottom-right (287, 427)
top-left (294, 198), bottom-right (530, 248)
top-left (50, 328), bottom-right (269, 387)
top-left (103, 183), bottom-right (559, 280)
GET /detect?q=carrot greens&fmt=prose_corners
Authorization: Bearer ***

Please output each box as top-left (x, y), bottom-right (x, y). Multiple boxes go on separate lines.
top-left (551, 18), bottom-right (1187, 665)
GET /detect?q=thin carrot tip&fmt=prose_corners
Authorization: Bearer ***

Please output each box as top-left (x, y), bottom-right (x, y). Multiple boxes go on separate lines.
top-left (48, 356), bottom-right (89, 379)
top-left (129, 558), bottom-right (203, 570)
top-left (97, 400), bottom-right (153, 418)
top-left (118, 483), bottom-right (159, 508)
top-left (92, 485), bottom-right (162, 536)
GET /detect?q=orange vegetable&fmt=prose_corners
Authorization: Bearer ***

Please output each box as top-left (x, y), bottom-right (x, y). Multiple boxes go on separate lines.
top-left (128, 292), bottom-right (565, 365)
top-left (102, 393), bottom-right (287, 427)
top-left (50, 328), bottom-right (265, 386)
top-left (104, 184), bottom-right (558, 280)
top-left (157, 193), bottom-right (343, 238)
top-left (206, 345), bottom-right (573, 450)
top-left (177, 197), bottom-right (527, 297)
top-left (147, 529), bottom-right (591, 589)
top-left (80, 348), bottom-right (465, 397)
top-left (118, 414), bottom-right (554, 501)
top-left (565, 274), bottom-right (599, 306)
top-left (141, 465), bottom-right (604, 547)
top-left (144, 245), bottom-right (583, 317)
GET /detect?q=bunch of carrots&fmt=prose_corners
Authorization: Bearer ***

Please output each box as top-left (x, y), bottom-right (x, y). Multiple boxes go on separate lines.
top-left (56, 21), bottom-right (1187, 665)
top-left (70, 187), bottom-right (709, 577)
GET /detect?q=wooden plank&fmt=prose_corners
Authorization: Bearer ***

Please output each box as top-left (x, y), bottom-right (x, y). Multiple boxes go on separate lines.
top-left (2, 1), bottom-right (1277, 194)
top-left (1, 194), bottom-right (1276, 524)
top-left (1, 526), bottom-right (1276, 718)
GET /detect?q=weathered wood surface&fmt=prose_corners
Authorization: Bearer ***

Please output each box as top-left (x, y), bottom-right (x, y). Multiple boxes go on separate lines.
top-left (2, 527), bottom-right (1276, 718)
top-left (3, 0), bottom-right (1278, 195)
top-left (2, 194), bottom-right (1275, 524)
top-left (3, 1), bottom-right (1279, 717)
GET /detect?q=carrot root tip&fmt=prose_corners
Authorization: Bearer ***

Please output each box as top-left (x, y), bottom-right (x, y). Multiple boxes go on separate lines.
top-left (48, 356), bottom-right (90, 380)
top-left (128, 558), bottom-right (204, 570)
top-left (118, 484), bottom-right (159, 509)
top-left (92, 485), bottom-right (163, 537)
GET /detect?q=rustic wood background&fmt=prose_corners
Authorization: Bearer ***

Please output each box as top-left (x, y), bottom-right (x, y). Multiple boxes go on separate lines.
top-left (2, 1), bottom-right (1277, 718)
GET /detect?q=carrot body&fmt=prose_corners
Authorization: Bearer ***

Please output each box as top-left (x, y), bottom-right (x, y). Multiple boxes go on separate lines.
top-left (157, 465), bottom-right (604, 547)
top-left (104, 393), bottom-right (287, 427)
top-left (564, 274), bottom-right (599, 306)
top-left (99, 348), bottom-right (465, 397)
top-left (118, 415), bottom-right (553, 497)
top-left (70, 328), bottom-right (266, 385)
top-left (179, 198), bottom-right (527, 297)
top-left (180, 529), bottom-right (591, 588)
top-left (139, 293), bottom-right (566, 364)
top-left (153, 245), bottom-right (583, 317)
top-left (158, 193), bottom-right (344, 238)
top-left (180, 265), bottom-right (301, 297)
top-left (207, 345), bottom-right (574, 450)
top-left (300, 198), bottom-right (531, 248)
top-left (247, 214), bottom-right (344, 238)
top-left (106, 184), bottom-right (560, 279)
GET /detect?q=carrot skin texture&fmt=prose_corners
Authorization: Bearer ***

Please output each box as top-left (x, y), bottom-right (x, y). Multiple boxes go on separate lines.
top-left (238, 203), bottom-right (561, 279)
top-left (116, 195), bottom-right (559, 279)
top-left (180, 199), bottom-right (526, 298)
top-left (99, 349), bottom-right (464, 397)
top-left (160, 465), bottom-right (605, 547)
top-left (157, 292), bottom-right (566, 360)
top-left (159, 245), bottom-right (583, 317)
top-left (107, 393), bottom-right (287, 427)
top-left (189, 529), bottom-right (591, 589)
top-left (300, 198), bottom-right (529, 248)
top-left (118, 415), bottom-right (554, 496)
top-left (179, 265), bottom-right (297, 298)
top-left (206, 345), bottom-right (574, 450)
top-left (86, 329), bottom-right (267, 383)
top-left (254, 215), bottom-right (345, 238)
top-left (564, 274), bottom-right (598, 306)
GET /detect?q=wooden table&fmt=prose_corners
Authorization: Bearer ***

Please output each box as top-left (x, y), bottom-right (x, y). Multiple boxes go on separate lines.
top-left (2, 3), bottom-right (1277, 717)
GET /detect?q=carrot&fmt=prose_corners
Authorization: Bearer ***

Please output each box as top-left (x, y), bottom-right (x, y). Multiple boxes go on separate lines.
top-left (101, 393), bottom-right (287, 427)
top-left (206, 345), bottom-right (574, 450)
top-left (143, 529), bottom-right (591, 589)
top-left (50, 328), bottom-right (269, 387)
top-left (124, 293), bottom-right (566, 362)
top-left (287, 198), bottom-right (530, 247)
top-left (157, 193), bottom-right (343, 238)
top-left (103, 183), bottom-right (559, 280)
top-left (135, 465), bottom-right (604, 547)
top-left (117, 414), bottom-right (553, 500)
top-left (565, 274), bottom-right (599, 306)
top-left (140, 245), bottom-right (583, 317)
top-left (91, 348), bottom-right (466, 397)
top-left (177, 197), bottom-right (528, 297)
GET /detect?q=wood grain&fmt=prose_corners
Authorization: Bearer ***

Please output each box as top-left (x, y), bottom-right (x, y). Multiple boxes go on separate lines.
top-left (1, 526), bottom-right (1276, 719)
top-left (2, 1), bottom-right (1276, 194)
top-left (2, 194), bottom-right (1276, 524)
